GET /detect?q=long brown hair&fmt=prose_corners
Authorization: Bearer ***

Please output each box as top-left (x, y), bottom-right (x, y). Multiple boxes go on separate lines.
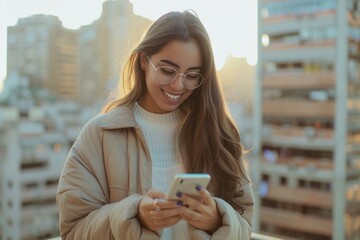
top-left (102, 10), bottom-right (250, 213)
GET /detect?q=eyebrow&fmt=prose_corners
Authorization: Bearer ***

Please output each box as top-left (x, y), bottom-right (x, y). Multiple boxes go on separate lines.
top-left (160, 59), bottom-right (202, 71)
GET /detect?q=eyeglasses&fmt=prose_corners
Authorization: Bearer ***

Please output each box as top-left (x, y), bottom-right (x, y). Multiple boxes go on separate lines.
top-left (146, 56), bottom-right (204, 89)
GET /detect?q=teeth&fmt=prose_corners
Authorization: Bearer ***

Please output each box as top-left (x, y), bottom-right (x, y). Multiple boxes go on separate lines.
top-left (164, 91), bottom-right (181, 100)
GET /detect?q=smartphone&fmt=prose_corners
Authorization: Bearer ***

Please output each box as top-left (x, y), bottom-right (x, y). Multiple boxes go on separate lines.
top-left (167, 173), bottom-right (211, 200)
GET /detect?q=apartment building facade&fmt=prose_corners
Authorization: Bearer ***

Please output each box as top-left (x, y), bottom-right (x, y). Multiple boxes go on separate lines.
top-left (78, 0), bottom-right (151, 105)
top-left (0, 82), bottom-right (95, 239)
top-left (7, 15), bottom-right (78, 101)
top-left (254, 0), bottom-right (360, 239)
top-left (6, 0), bottom-right (152, 107)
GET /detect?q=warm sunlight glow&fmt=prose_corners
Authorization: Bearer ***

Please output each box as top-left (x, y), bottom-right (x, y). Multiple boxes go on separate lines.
top-left (131, 0), bottom-right (258, 69)
top-left (0, 0), bottom-right (258, 86)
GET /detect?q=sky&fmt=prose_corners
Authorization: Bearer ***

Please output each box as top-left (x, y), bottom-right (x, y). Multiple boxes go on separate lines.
top-left (0, 0), bottom-right (258, 90)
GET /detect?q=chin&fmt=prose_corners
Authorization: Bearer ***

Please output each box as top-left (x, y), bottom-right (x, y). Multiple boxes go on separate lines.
top-left (161, 104), bottom-right (180, 113)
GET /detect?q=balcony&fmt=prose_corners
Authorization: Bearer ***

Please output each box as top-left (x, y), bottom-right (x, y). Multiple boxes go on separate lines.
top-left (263, 99), bottom-right (334, 119)
top-left (262, 40), bottom-right (336, 62)
top-left (262, 71), bottom-right (335, 90)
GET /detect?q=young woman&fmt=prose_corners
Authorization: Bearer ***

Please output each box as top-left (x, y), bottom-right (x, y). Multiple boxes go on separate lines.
top-left (57, 10), bottom-right (254, 240)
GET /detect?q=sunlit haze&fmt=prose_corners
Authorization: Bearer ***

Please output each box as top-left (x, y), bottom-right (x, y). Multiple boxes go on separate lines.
top-left (0, 0), bottom-right (257, 90)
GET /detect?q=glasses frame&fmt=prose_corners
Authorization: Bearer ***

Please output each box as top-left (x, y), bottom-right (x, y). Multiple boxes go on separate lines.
top-left (146, 55), bottom-right (204, 90)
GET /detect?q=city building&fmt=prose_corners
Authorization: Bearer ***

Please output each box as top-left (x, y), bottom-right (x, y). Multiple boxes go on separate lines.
top-left (0, 74), bottom-right (96, 240)
top-left (78, 0), bottom-right (151, 105)
top-left (254, 0), bottom-right (360, 239)
top-left (7, 14), bottom-right (78, 101)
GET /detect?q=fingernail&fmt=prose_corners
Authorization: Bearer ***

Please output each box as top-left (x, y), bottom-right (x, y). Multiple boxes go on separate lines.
top-left (176, 200), bottom-right (183, 206)
top-left (176, 191), bottom-right (182, 197)
top-left (195, 185), bottom-right (202, 191)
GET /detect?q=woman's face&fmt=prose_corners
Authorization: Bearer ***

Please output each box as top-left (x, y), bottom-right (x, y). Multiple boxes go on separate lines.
top-left (140, 39), bottom-right (202, 113)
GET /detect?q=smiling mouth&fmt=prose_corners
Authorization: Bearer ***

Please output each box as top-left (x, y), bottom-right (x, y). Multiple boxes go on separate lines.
top-left (163, 90), bottom-right (181, 102)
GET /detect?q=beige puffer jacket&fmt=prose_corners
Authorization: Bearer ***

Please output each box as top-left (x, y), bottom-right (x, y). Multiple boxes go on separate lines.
top-left (56, 104), bottom-right (254, 240)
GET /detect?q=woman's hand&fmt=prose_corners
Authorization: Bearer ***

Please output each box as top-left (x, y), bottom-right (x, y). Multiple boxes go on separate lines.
top-left (137, 189), bottom-right (182, 231)
top-left (177, 186), bottom-right (222, 233)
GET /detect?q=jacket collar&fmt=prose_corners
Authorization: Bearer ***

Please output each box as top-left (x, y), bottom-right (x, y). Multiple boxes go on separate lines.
top-left (99, 104), bottom-right (137, 129)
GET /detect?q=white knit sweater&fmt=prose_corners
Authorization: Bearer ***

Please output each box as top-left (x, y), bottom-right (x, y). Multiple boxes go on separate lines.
top-left (133, 102), bottom-right (183, 193)
top-left (133, 102), bottom-right (187, 239)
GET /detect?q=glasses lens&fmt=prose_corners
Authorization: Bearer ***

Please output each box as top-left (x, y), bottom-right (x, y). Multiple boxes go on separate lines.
top-left (154, 66), bottom-right (204, 89)
top-left (184, 72), bottom-right (204, 89)
top-left (155, 66), bottom-right (178, 84)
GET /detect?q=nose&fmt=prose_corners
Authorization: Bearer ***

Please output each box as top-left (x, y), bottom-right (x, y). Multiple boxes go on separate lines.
top-left (169, 73), bottom-right (185, 90)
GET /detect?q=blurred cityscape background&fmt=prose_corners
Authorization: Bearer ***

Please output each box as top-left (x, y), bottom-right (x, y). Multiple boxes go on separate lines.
top-left (0, 0), bottom-right (360, 239)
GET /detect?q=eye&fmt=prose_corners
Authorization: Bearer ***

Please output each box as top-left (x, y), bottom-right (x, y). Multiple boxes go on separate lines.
top-left (185, 72), bottom-right (202, 80)
top-left (159, 66), bottom-right (177, 76)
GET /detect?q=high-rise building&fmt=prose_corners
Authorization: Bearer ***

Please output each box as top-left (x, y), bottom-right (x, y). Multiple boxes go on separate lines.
top-left (7, 14), bottom-right (78, 101)
top-left (6, 0), bottom-right (151, 105)
top-left (0, 82), bottom-right (95, 239)
top-left (78, 0), bottom-right (151, 105)
top-left (254, 0), bottom-right (360, 239)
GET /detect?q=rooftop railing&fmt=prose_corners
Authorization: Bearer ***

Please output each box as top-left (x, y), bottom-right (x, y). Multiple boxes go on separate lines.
top-left (49, 233), bottom-right (283, 240)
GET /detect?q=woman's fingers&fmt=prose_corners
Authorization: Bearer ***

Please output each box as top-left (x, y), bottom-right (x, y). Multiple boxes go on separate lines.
top-left (138, 188), bottom-right (221, 232)
top-left (150, 215), bottom-right (181, 229)
top-left (147, 202), bottom-right (182, 230)
top-left (195, 186), bottom-right (215, 206)
top-left (146, 189), bottom-right (167, 199)
top-left (138, 189), bottom-right (183, 231)
top-left (176, 187), bottom-right (222, 233)
top-left (177, 186), bottom-right (214, 210)
top-left (152, 198), bottom-right (181, 210)
top-left (150, 206), bottom-right (182, 218)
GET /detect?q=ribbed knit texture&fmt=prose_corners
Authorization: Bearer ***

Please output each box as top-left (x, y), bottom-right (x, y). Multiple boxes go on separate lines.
top-left (134, 102), bottom-right (183, 192)
top-left (134, 102), bottom-right (187, 240)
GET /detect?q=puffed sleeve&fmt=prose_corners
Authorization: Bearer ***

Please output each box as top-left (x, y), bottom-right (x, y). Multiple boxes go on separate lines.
top-left (189, 182), bottom-right (254, 240)
top-left (56, 116), bottom-right (161, 240)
